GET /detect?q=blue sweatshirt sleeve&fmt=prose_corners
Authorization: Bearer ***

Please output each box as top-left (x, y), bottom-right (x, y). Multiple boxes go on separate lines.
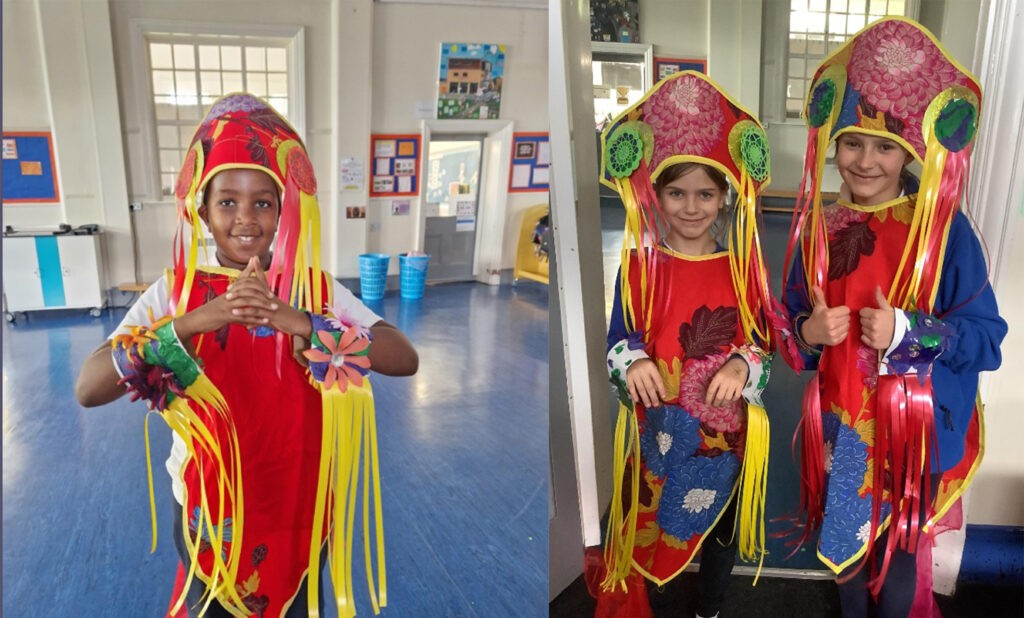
top-left (782, 251), bottom-right (822, 370)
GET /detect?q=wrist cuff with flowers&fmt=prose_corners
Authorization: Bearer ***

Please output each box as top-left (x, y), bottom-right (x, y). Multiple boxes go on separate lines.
top-left (880, 309), bottom-right (954, 376)
top-left (302, 312), bottom-right (372, 392)
top-left (111, 317), bottom-right (202, 410)
top-left (730, 344), bottom-right (772, 407)
top-left (607, 331), bottom-right (648, 406)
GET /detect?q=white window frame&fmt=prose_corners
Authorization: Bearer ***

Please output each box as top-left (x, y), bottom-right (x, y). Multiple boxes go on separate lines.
top-left (760, 0), bottom-right (918, 125)
top-left (129, 19), bottom-right (305, 201)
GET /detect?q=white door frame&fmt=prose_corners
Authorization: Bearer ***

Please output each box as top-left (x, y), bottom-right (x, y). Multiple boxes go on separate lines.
top-left (418, 119), bottom-right (513, 285)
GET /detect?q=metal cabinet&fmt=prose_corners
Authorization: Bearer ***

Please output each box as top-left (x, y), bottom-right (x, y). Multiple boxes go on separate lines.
top-left (2, 233), bottom-right (105, 319)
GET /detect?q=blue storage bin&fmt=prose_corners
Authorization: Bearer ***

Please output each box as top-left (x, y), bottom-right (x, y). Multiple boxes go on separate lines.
top-left (399, 253), bottom-right (430, 300)
top-left (358, 253), bottom-right (390, 301)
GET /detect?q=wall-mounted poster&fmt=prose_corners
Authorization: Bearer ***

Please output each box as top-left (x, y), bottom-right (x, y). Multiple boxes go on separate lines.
top-left (437, 43), bottom-right (506, 120)
top-left (508, 132), bottom-right (550, 193)
top-left (369, 134), bottom-right (421, 197)
top-left (2, 132), bottom-right (60, 203)
top-left (590, 0), bottom-right (639, 43)
top-left (653, 57), bottom-right (707, 81)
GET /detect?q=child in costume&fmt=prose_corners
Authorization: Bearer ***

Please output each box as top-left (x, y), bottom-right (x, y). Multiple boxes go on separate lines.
top-left (75, 93), bottom-right (418, 618)
top-left (598, 71), bottom-right (776, 618)
top-left (780, 17), bottom-right (1006, 617)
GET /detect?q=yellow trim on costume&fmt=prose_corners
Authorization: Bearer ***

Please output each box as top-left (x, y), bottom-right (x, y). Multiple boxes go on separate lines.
top-left (630, 483), bottom-right (742, 587)
top-left (658, 245), bottom-right (729, 261)
top-left (836, 192), bottom-right (917, 214)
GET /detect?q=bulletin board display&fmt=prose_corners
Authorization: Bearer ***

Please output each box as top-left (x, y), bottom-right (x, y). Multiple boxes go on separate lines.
top-left (653, 57), bottom-right (707, 81)
top-left (3, 132), bottom-right (60, 203)
top-left (369, 134), bottom-right (421, 197)
top-left (507, 132), bottom-right (550, 193)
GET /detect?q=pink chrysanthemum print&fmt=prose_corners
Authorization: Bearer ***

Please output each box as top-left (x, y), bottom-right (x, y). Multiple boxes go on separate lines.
top-left (643, 75), bottom-right (724, 168)
top-left (677, 353), bottom-right (745, 433)
top-left (824, 204), bottom-right (868, 234)
top-left (848, 20), bottom-right (965, 153)
top-left (856, 344), bottom-right (879, 389)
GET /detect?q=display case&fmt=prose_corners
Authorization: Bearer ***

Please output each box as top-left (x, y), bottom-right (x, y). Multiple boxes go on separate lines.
top-left (591, 42), bottom-right (653, 132)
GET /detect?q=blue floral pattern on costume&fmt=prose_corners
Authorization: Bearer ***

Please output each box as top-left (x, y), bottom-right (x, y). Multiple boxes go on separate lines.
top-left (657, 452), bottom-right (739, 541)
top-left (822, 410), bottom-right (841, 475)
top-left (640, 404), bottom-right (702, 478)
top-left (820, 423), bottom-right (889, 564)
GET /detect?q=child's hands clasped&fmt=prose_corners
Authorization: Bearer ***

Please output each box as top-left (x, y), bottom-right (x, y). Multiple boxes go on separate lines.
top-left (859, 286), bottom-right (895, 350)
top-left (625, 358), bottom-right (666, 408)
top-left (176, 257), bottom-right (312, 340)
top-left (801, 285), bottom-right (852, 346)
top-left (705, 357), bottom-right (748, 407)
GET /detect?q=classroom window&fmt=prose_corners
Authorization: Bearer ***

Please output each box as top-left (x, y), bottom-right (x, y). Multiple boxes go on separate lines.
top-left (784, 0), bottom-right (909, 118)
top-left (146, 33), bottom-right (295, 196)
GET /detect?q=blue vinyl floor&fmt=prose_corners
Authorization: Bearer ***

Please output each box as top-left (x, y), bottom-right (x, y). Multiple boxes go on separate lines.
top-left (2, 280), bottom-right (548, 617)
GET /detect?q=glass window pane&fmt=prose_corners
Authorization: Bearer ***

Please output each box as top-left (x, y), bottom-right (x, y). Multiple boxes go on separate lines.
top-left (807, 62), bottom-right (819, 79)
top-left (150, 43), bottom-right (173, 69)
top-left (200, 71), bottom-right (222, 96)
top-left (832, 0), bottom-right (848, 10)
top-left (847, 13), bottom-right (866, 33)
top-left (870, 0), bottom-right (889, 14)
top-left (267, 73), bottom-right (288, 98)
top-left (152, 70), bottom-right (175, 96)
top-left (159, 149), bottom-right (181, 173)
top-left (268, 97), bottom-right (288, 118)
top-left (179, 126), bottom-right (195, 146)
top-left (198, 45), bottom-right (220, 69)
top-left (809, 0), bottom-right (826, 11)
top-left (788, 58), bottom-right (806, 78)
top-left (162, 173), bottom-right (176, 195)
top-left (807, 35), bottom-right (826, 55)
top-left (222, 71), bottom-right (243, 93)
top-left (267, 48), bottom-right (287, 72)
top-left (247, 73), bottom-right (268, 97)
top-left (849, 0), bottom-right (867, 13)
top-left (789, 34), bottom-right (807, 54)
top-left (178, 104), bottom-right (200, 121)
top-left (888, 0), bottom-right (905, 15)
top-left (791, 0), bottom-right (807, 10)
top-left (790, 10), bottom-right (808, 33)
top-left (246, 47), bottom-right (266, 71)
top-left (787, 78), bottom-right (805, 99)
top-left (201, 95), bottom-right (217, 107)
top-left (222, 46), bottom-right (242, 70)
top-left (157, 125), bottom-right (179, 149)
top-left (786, 98), bottom-right (804, 117)
top-left (175, 70), bottom-right (197, 101)
top-left (173, 44), bottom-right (194, 70)
top-left (154, 96), bottom-right (178, 120)
top-left (808, 11), bottom-right (826, 33)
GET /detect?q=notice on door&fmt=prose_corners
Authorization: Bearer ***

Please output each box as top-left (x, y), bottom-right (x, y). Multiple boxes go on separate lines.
top-left (455, 199), bottom-right (476, 231)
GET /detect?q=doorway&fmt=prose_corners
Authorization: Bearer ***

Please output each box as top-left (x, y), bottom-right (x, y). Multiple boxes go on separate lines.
top-left (423, 135), bottom-right (484, 283)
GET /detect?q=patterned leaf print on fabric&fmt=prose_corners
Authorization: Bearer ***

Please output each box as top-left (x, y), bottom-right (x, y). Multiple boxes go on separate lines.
top-left (245, 129), bottom-right (272, 168)
top-left (621, 460), bottom-right (655, 514)
top-left (828, 219), bottom-right (876, 281)
top-left (678, 305), bottom-right (738, 361)
top-left (247, 106), bottom-right (294, 138)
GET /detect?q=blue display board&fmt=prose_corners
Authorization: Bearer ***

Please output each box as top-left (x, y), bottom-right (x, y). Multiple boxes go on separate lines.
top-left (507, 133), bottom-right (550, 193)
top-left (2, 132), bottom-right (60, 203)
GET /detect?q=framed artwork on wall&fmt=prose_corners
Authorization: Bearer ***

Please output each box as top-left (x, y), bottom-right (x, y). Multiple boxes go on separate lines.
top-left (653, 56), bottom-right (707, 81)
top-left (437, 42), bottom-right (506, 120)
top-left (369, 134), bottom-right (421, 197)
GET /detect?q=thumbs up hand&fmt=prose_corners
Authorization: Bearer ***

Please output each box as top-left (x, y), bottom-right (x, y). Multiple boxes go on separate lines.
top-left (800, 285), bottom-right (851, 347)
top-left (859, 286), bottom-right (896, 350)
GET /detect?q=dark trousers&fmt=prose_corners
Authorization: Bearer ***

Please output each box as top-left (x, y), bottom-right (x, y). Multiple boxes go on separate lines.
top-left (835, 473), bottom-right (941, 618)
top-left (695, 496), bottom-right (739, 617)
top-left (171, 504), bottom-right (324, 617)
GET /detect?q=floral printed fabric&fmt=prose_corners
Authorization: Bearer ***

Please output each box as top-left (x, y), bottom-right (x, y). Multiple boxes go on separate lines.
top-left (639, 405), bottom-right (702, 479)
top-left (881, 310), bottom-right (953, 376)
top-left (607, 330), bottom-right (651, 406)
top-left (658, 452), bottom-right (739, 542)
top-left (642, 73), bottom-right (724, 168)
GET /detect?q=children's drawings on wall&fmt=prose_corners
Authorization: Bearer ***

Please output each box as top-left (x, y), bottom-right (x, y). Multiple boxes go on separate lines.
top-left (437, 43), bottom-right (506, 120)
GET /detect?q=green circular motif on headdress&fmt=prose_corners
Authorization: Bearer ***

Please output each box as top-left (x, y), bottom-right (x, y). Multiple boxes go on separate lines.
top-left (739, 126), bottom-right (770, 182)
top-left (605, 125), bottom-right (644, 179)
top-left (808, 79), bottom-right (836, 128)
top-left (934, 97), bottom-right (977, 153)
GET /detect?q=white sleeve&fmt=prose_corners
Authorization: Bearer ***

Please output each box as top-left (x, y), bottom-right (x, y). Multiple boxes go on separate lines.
top-left (331, 279), bottom-right (383, 327)
top-left (108, 278), bottom-right (171, 339)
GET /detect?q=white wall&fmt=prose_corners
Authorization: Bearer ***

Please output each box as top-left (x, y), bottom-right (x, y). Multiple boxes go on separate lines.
top-left (370, 3), bottom-right (549, 273)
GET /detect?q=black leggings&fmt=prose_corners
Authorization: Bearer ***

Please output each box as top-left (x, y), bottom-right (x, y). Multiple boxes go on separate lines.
top-left (695, 495), bottom-right (739, 617)
top-left (171, 504), bottom-right (324, 617)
